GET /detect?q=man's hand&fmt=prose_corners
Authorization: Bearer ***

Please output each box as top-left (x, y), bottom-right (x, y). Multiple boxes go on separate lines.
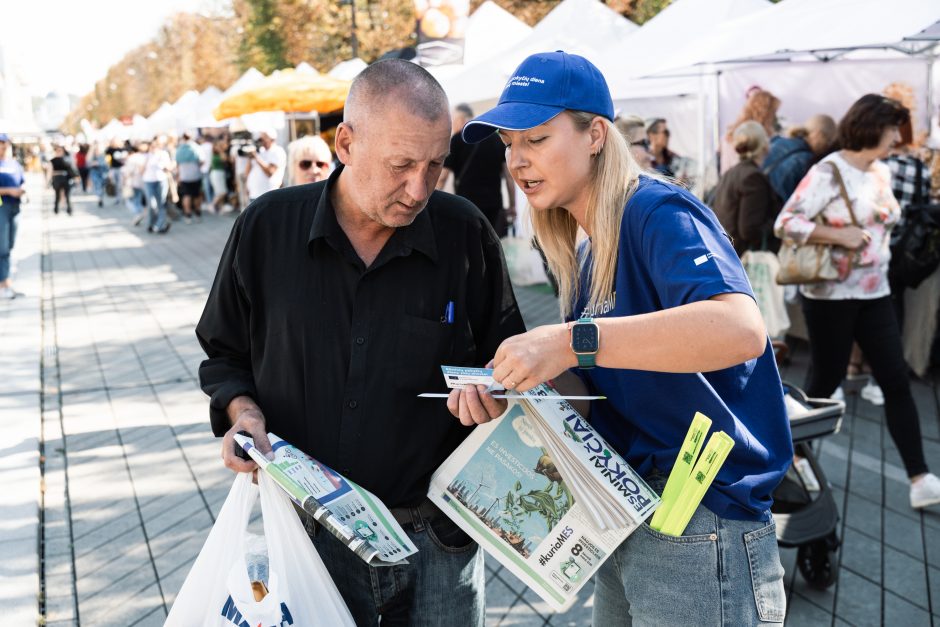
top-left (447, 385), bottom-right (508, 426)
top-left (222, 396), bottom-right (273, 473)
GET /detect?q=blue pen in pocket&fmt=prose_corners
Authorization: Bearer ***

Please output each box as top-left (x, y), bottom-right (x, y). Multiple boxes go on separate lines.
top-left (441, 300), bottom-right (455, 324)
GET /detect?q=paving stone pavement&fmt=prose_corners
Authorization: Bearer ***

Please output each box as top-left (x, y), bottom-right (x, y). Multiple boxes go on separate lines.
top-left (3, 180), bottom-right (940, 625)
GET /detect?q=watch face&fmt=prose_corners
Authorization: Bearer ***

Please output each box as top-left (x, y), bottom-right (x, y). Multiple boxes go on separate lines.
top-left (571, 323), bottom-right (598, 353)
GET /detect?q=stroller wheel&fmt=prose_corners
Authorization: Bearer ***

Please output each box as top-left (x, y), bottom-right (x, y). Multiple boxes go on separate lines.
top-left (797, 536), bottom-right (839, 590)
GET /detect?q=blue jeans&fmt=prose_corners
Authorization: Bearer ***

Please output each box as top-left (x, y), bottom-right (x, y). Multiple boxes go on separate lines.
top-left (109, 168), bottom-right (123, 201)
top-left (593, 472), bottom-right (786, 626)
top-left (202, 172), bottom-right (213, 203)
top-left (0, 203), bottom-right (18, 282)
top-left (304, 507), bottom-right (484, 626)
top-left (90, 167), bottom-right (105, 201)
top-left (131, 187), bottom-right (146, 215)
top-left (144, 180), bottom-right (168, 229)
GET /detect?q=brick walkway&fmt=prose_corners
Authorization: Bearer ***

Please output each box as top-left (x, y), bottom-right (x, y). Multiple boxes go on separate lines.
top-left (3, 179), bottom-right (940, 625)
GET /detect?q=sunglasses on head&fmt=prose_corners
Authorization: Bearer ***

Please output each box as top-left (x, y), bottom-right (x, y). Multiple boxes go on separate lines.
top-left (299, 159), bottom-right (329, 170)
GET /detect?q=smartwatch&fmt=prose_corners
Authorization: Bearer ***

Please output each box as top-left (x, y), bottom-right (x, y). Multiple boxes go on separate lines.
top-left (570, 317), bottom-right (600, 369)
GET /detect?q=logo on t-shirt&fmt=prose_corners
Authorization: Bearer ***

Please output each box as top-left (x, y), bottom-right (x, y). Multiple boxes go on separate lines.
top-left (693, 252), bottom-right (716, 266)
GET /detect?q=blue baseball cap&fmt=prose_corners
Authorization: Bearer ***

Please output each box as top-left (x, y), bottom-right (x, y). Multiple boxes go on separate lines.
top-left (462, 50), bottom-right (614, 144)
top-left (0, 133), bottom-right (10, 143)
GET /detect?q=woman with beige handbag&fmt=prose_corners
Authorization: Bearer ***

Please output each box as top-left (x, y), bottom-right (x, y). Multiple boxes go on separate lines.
top-left (774, 94), bottom-right (940, 509)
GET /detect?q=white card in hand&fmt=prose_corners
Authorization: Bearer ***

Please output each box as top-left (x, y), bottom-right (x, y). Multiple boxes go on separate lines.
top-left (440, 366), bottom-right (505, 391)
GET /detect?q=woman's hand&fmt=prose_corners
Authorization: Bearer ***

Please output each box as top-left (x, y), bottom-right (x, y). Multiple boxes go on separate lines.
top-left (491, 323), bottom-right (577, 393)
top-left (837, 225), bottom-right (871, 250)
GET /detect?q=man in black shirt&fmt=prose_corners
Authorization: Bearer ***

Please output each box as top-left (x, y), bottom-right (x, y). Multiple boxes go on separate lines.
top-left (439, 103), bottom-right (515, 236)
top-left (196, 59), bottom-right (524, 626)
top-left (105, 140), bottom-right (128, 205)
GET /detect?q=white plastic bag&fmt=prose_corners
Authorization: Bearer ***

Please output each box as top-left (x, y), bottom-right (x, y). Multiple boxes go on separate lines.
top-left (165, 472), bottom-right (354, 627)
top-left (741, 250), bottom-right (790, 338)
top-left (501, 223), bottom-right (549, 286)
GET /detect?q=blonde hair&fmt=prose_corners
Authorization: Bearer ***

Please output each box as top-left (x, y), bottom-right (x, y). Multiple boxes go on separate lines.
top-left (732, 121), bottom-right (769, 162)
top-left (530, 111), bottom-right (646, 318)
top-left (286, 135), bottom-right (332, 186)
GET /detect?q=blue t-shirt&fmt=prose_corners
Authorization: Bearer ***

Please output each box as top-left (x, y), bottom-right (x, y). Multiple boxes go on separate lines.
top-left (0, 157), bottom-right (24, 209)
top-left (571, 177), bottom-right (792, 521)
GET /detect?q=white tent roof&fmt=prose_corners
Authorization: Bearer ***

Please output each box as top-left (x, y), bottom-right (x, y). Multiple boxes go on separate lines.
top-left (601, 0), bottom-right (771, 99)
top-left (295, 61), bottom-right (318, 75)
top-left (220, 67), bottom-right (266, 99)
top-left (650, 0), bottom-right (940, 75)
top-left (146, 102), bottom-right (174, 129)
top-left (461, 1), bottom-right (533, 67)
top-left (328, 58), bottom-right (368, 81)
top-left (440, 0), bottom-right (637, 106)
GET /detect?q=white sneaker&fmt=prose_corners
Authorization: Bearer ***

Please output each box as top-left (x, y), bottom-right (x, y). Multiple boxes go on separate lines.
top-left (0, 287), bottom-right (15, 300)
top-left (860, 381), bottom-right (885, 406)
top-left (910, 473), bottom-right (940, 508)
top-left (794, 457), bottom-right (821, 491)
top-left (831, 386), bottom-right (844, 401)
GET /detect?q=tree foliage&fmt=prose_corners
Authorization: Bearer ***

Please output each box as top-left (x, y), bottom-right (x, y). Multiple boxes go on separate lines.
top-left (65, 0), bottom-right (678, 133)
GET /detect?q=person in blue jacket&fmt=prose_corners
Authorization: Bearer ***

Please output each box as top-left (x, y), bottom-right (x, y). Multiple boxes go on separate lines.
top-left (763, 114), bottom-right (837, 204)
top-left (448, 51), bottom-right (793, 625)
top-left (0, 133), bottom-right (25, 299)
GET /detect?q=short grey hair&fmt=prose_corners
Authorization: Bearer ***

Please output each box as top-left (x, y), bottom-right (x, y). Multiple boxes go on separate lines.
top-left (344, 60), bottom-right (450, 127)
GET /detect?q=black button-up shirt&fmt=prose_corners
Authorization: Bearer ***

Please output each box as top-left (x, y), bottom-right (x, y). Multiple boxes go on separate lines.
top-left (196, 167), bottom-right (525, 507)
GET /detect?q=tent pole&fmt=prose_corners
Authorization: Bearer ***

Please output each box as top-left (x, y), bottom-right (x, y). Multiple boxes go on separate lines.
top-left (927, 56), bottom-right (935, 139)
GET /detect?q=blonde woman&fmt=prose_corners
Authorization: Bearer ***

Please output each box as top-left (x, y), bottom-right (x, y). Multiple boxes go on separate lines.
top-left (285, 134), bottom-right (332, 186)
top-left (448, 51), bottom-right (791, 625)
top-left (711, 121), bottom-right (780, 255)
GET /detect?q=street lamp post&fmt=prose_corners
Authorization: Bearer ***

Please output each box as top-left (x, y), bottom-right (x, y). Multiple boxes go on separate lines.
top-left (341, 0), bottom-right (359, 59)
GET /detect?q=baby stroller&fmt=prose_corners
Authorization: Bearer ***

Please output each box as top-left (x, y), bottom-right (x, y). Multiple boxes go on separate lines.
top-left (771, 382), bottom-right (845, 590)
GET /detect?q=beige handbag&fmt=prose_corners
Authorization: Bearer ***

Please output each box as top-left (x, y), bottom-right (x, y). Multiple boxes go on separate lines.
top-left (776, 162), bottom-right (859, 285)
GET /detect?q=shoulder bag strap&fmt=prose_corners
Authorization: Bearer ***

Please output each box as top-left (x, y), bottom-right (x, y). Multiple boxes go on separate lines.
top-left (827, 161), bottom-right (860, 227)
top-left (913, 158), bottom-right (924, 206)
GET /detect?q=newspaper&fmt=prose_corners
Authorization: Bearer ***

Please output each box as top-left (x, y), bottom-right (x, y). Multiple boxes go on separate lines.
top-left (427, 385), bottom-right (659, 611)
top-left (234, 432), bottom-right (418, 566)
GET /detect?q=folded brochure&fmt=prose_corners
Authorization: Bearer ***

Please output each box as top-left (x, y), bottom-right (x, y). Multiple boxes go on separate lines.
top-left (428, 375), bottom-right (659, 611)
top-left (234, 432), bottom-right (418, 566)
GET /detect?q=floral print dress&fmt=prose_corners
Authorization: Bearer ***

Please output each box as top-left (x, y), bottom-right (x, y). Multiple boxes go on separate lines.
top-left (773, 152), bottom-right (900, 300)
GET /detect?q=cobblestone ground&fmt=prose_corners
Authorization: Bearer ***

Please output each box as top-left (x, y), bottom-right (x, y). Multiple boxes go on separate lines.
top-left (3, 177), bottom-right (940, 626)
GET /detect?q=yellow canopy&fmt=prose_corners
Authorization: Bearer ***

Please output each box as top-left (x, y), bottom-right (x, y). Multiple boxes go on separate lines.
top-left (213, 68), bottom-right (351, 120)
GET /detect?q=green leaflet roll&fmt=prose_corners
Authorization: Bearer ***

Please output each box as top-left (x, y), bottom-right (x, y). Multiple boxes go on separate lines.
top-left (650, 412), bottom-right (712, 532)
top-left (659, 431), bottom-right (735, 537)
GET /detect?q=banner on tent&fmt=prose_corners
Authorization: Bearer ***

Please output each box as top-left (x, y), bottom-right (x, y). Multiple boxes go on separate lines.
top-left (414, 0), bottom-right (469, 66)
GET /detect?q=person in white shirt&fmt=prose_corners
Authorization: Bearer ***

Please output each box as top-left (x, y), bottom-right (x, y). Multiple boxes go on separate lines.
top-left (142, 136), bottom-right (174, 234)
top-left (197, 135), bottom-right (214, 204)
top-left (245, 128), bottom-right (287, 201)
top-left (124, 142), bottom-right (149, 226)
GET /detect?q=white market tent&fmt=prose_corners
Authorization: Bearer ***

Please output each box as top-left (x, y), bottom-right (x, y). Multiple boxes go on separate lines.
top-left (439, 0), bottom-right (637, 107)
top-left (215, 67), bottom-right (285, 133)
top-left (638, 0), bottom-right (940, 182)
top-left (590, 0), bottom-right (772, 166)
top-left (426, 1), bottom-right (532, 85)
top-left (146, 102), bottom-right (175, 136)
top-left (295, 61), bottom-right (318, 75)
top-left (328, 58), bottom-right (368, 81)
top-left (220, 67), bottom-right (266, 101)
top-left (328, 58), bottom-right (367, 81)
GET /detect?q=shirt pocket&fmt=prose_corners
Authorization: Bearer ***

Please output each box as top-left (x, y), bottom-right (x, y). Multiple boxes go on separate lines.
top-left (396, 313), bottom-right (456, 391)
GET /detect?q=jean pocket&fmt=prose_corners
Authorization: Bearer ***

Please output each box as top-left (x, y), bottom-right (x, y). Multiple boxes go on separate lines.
top-left (425, 515), bottom-right (475, 554)
top-left (744, 521), bottom-right (786, 623)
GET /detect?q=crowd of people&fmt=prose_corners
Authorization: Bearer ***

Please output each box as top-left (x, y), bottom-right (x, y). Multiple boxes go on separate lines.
top-left (18, 128), bottom-right (337, 234)
top-left (2, 47), bottom-right (940, 625)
